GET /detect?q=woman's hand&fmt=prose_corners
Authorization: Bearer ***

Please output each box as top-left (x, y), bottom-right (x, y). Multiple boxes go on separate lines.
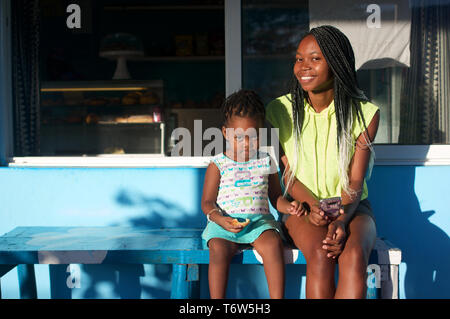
top-left (307, 202), bottom-right (331, 227)
top-left (322, 219), bottom-right (347, 259)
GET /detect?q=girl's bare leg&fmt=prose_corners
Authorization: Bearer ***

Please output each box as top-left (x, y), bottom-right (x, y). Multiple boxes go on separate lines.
top-left (208, 238), bottom-right (240, 299)
top-left (251, 230), bottom-right (285, 299)
top-left (285, 215), bottom-right (337, 299)
top-left (334, 214), bottom-right (376, 299)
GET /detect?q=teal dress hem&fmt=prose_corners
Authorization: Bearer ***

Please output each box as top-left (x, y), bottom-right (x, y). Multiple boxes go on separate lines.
top-left (201, 213), bottom-right (284, 249)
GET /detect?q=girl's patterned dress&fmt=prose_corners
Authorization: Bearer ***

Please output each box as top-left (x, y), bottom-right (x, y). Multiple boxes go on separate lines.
top-left (201, 152), bottom-right (283, 248)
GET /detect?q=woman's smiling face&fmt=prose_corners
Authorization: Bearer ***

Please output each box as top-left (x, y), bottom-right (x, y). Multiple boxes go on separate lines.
top-left (294, 34), bottom-right (334, 93)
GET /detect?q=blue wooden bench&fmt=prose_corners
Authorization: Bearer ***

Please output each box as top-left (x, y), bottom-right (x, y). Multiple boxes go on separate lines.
top-left (0, 226), bottom-right (401, 299)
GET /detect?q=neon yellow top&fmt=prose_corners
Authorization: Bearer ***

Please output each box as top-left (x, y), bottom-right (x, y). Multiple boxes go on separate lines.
top-left (266, 94), bottom-right (379, 201)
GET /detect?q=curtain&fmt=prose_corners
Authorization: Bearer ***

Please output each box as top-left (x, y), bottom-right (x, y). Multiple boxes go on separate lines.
top-left (12, 0), bottom-right (41, 156)
top-left (399, 0), bottom-right (450, 144)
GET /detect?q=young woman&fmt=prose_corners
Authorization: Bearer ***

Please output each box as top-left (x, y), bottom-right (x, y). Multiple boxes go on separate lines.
top-left (266, 25), bottom-right (380, 299)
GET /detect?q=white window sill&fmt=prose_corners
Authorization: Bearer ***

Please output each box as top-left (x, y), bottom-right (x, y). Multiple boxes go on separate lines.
top-left (7, 155), bottom-right (212, 168)
top-left (6, 145), bottom-right (450, 168)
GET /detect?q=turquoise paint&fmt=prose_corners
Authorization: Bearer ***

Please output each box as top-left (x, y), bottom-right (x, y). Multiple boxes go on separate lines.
top-left (0, 165), bottom-right (449, 298)
top-left (367, 165), bottom-right (450, 299)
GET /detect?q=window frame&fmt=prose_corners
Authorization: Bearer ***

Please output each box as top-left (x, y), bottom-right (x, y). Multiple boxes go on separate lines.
top-left (2, 0), bottom-right (450, 168)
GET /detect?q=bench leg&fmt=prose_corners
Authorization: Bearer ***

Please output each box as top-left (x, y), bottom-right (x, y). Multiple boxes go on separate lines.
top-left (171, 264), bottom-right (200, 299)
top-left (380, 264), bottom-right (399, 299)
top-left (17, 264), bottom-right (37, 299)
top-left (49, 264), bottom-right (72, 299)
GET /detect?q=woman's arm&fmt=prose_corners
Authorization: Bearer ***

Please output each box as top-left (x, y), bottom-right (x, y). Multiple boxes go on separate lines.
top-left (335, 110), bottom-right (380, 226)
top-left (279, 147), bottom-right (318, 208)
top-left (279, 147), bottom-right (330, 225)
top-left (323, 110), bottom-right (380, 258)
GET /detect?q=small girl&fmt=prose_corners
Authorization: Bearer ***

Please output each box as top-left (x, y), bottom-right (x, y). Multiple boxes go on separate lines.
top-left (201, 89), bottom-right (306, 299)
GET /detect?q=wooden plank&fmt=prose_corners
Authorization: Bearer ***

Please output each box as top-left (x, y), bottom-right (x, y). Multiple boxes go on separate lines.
top-left (0, 228), bottom-right (398, 267)
top-left (0, 251), bottom-right (40, 264)
top-left (3, 226), bottom-right (203, 238)
top-left (0, 236), bottom-right (202, 252)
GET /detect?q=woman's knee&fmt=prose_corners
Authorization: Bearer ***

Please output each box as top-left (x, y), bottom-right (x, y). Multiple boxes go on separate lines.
top-left (338, 244), bottom-right (369, 272)
top-left (306, 244), bottom-right (335, 273)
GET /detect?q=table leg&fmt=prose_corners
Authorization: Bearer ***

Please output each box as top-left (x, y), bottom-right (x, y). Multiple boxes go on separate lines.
top-left (49, 264), bottom-right (72, 299)
top-left (17, 264), bottom-right (37, 299)
top-left (171, 264), bottom-right (200, 299)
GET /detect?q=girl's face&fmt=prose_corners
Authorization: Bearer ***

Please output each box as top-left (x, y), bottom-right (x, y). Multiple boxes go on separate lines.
top-left (294, 34), bottom-right (334, 93)
top-left (222, 115), bottom-right (261, 162)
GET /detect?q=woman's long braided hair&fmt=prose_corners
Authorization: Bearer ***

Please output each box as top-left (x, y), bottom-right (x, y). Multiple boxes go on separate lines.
top-left (285, 25), bottom-right (374, 199)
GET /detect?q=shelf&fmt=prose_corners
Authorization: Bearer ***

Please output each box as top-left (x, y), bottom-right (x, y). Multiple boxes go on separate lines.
top-left (127, 55), bottom-right (224, 62)
top-left (41, 104), bottom-right (160, 108)
top-left (243, 54), bottom-right (293, 60)
top-left (103, 5), bottom-right (223, 11)
top-left (119, 54), bottom-right (291, 63)
top-left (40, 80), bottom-right (163, 92)
top-left (42, 122), bottom-right (164, 126)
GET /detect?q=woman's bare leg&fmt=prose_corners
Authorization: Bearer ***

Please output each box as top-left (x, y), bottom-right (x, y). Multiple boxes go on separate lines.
top-left (285, 215), bottom-right (337, 299)
top-left (335, 214), bottom-right (376, 299)
top-left (251, 230), bottom-right (285, 298)
top-left (208, 238), bottom-right (240, 299)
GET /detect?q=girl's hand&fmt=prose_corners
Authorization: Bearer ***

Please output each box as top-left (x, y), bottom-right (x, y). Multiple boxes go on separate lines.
top-left (287, 200), bottom-right (307, 217)
top-left (322, 220), bottom-right (347, 259)
top-left (307, 203), bottom-right (331, 227)
top-left (216, 216), bottom-right (245, 233)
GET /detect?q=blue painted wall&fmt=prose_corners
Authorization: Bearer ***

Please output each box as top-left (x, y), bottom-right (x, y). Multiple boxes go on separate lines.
top-left (0, 165), bottom-right (449, 298)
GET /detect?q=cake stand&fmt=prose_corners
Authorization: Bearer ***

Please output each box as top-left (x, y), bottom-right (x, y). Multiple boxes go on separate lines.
top-left (100, 50), bottom-right (144, 80)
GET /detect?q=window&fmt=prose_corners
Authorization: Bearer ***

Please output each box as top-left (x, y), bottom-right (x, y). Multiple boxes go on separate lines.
top-left (4, 0), bottom-right (450, 167)
top-left (242, 0), bottom-right (450, 145)
top-left (12, 0), bottom-right (225, 156)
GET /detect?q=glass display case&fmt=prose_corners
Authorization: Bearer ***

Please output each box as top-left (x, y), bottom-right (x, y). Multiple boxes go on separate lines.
top-left (40, 80), bottom-right (165, 155)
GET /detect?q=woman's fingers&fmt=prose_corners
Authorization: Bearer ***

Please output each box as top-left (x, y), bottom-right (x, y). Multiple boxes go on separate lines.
top-left (322, 242), bottom-right (342, 258)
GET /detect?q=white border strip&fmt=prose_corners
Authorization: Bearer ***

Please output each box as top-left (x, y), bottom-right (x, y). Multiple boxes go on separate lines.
top-left (8, 145), bottom-right (450, 167)
top-left (8, 155), bottom-right (212, 168)
top-left (373, 145), bottom-right (450, 166)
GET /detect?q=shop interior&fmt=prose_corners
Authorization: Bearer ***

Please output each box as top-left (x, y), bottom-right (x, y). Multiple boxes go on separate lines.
top-left (39, 0), bottom-right (227, 155)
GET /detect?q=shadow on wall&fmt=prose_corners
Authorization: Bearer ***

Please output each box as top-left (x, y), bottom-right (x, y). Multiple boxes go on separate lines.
top-left (50, 168), bottom-right (208, 299)
top-left (369, 165), bottom-right (450, 299)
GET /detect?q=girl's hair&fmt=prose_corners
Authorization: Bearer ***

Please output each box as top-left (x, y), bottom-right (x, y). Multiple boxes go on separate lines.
top-left (284, 25), bottom-right (374, 199)
top-left (221, 89), bottom-right (265, 126)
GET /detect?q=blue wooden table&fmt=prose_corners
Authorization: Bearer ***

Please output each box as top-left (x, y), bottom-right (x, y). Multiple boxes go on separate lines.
top-left (0, 226), bottom-right (401, 299)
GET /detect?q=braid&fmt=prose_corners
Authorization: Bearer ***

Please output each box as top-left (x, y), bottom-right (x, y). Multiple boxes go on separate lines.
top-left (221, 89), bottom-right (265, 126)
top-left (287, 25), bottom-right (374, 199)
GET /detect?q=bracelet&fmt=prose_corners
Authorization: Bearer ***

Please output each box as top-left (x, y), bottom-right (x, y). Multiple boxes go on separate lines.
top-left (206, 208), bottom-right (221, 222)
